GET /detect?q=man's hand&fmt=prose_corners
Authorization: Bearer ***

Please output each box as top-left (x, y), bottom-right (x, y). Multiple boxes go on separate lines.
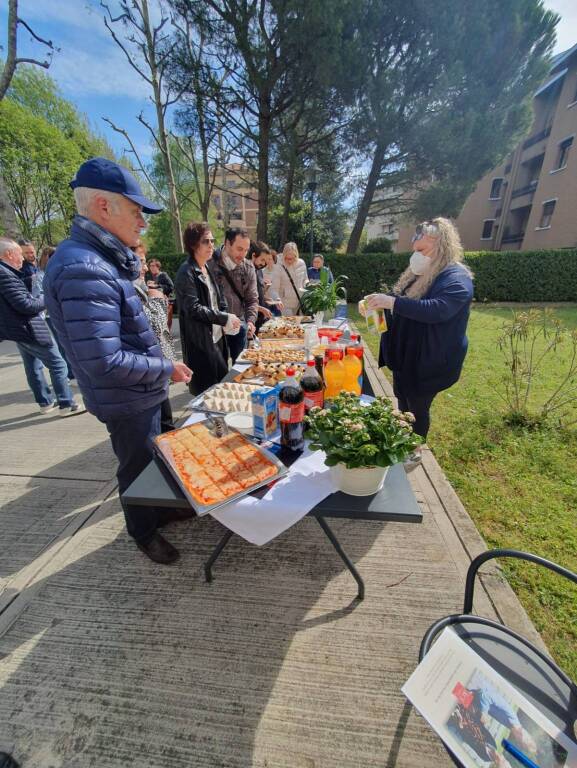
top-left (257, 305), bottom-right (273, 320)
top-left (247, 320), bottom-right (256, 338)
top-left (366, 293), bottom-right (395, 311)
top-left (170, 362), bottom-right (192, 383)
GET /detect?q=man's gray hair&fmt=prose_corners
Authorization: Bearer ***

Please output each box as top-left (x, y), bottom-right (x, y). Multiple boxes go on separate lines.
top-left (0, 237), bottom-right (18, 259)
top-left (73, 186), bottom-right (122, 216)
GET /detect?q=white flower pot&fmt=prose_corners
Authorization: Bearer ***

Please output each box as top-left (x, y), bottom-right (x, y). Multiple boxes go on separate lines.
top-left (330, 463), bottom-right (389, 496)
top-left (314, 311), bottom-right (324, 327)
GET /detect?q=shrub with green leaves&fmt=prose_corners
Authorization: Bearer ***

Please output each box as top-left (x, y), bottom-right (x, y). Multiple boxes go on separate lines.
top-left (151, 248), bottom-right (577, 304)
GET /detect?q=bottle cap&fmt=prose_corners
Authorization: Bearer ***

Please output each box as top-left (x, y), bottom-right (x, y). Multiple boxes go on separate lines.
top-left (286, 366), bottom-right (295, 376)
top-left (307, 359), bottom-right (315, 367)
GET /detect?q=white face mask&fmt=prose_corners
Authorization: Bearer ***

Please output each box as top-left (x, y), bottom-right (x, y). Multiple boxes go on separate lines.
top-left (409, 251), bottom-right (431, 275)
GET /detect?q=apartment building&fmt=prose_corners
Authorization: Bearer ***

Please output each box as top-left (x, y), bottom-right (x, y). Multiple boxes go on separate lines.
top-left (210, 163), bottom-right (259, 240)
top-left (366, 187), bottom-right (404, 249)
top-left (455, 43), bottom-right (577, 252)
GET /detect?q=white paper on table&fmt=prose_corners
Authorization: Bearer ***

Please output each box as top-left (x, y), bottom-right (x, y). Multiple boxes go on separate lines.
top-left (232, 362), bottom-right (252, 373)
top-left (211, 448), bottom-right (335, 545)
top-left (183, 412), bottom-right (207, 427)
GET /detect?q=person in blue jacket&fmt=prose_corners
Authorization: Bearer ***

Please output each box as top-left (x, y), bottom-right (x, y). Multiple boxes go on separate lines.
top-left (44, 158), bottom-right (192, 565)
top-left (362, 218), bottom-right (473, 465)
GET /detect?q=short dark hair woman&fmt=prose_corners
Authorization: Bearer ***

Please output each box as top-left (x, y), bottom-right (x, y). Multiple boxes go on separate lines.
top-left (362, 218), bottom-right (473, 466)
top-left (174, 222), bottom-right (241, 395)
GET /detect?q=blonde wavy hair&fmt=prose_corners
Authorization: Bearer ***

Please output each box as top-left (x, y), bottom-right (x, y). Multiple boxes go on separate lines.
top-left (394, 217), bottom-right (472, 299)
top-left (282, 242), bottom-right (299, 260)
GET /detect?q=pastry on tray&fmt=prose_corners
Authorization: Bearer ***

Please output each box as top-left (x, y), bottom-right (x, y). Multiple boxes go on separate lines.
top-left (155, 422), bottom-right (278, 507)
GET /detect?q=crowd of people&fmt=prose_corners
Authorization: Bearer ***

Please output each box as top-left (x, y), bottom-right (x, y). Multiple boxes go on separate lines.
top-left (0, 156), bottom-right (473, 566)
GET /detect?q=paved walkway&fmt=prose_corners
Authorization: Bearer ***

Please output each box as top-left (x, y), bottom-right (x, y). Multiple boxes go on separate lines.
top-left (0, 336), bottom-right (543, 767)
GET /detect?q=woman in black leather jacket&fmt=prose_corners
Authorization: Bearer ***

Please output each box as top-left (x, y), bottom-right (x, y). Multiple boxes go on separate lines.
top-left (175, 222), bottom-right (241, 395)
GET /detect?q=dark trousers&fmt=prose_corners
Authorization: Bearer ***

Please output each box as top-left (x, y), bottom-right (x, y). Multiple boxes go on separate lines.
top-left (226, 321), bottom-right (248, 364)
top-left (105, 404), bottom-right (161, 543)
top-left (160, 396), bottom-right (174, 433)
top-left (393, 374), bottom-right (436, 440)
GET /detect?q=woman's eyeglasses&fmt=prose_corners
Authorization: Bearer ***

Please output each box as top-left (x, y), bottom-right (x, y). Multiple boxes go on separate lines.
top-left (201, 238), bottom-right (215, 245)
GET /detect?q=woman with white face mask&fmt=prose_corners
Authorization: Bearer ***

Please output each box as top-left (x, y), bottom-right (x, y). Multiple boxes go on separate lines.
top-left (360, 218), bottom-right (473, 466)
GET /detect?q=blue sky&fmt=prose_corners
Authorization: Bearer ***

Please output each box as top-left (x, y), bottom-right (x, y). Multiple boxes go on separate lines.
top-left (1, 0), bottom-right (576, 166)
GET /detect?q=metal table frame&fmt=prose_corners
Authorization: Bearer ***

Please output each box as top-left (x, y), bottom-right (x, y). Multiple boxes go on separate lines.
top-left (122, 458), bottom-right (422, 600)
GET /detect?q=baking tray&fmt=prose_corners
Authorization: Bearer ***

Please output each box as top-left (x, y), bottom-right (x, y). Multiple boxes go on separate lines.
top-left (153, 422), bottom-right (288, 516)
top-left (236, 346), bottom-right (307, 364)
top-left (188, 381), bottom-right (270, 415)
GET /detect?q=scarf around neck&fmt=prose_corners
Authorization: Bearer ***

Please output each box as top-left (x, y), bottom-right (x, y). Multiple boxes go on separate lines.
top-left (72, 215), bottom-right (141, 280)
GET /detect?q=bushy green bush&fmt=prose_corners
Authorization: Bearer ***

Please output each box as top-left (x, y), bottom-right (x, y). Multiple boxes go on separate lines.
top-left (151, 248), bottom-right (577, 303)
top-left (362, 237), bottom-right (392, 254)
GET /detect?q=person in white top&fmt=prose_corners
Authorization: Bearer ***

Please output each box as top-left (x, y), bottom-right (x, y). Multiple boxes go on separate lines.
top-left (272, 242), bottom-right (309, 316)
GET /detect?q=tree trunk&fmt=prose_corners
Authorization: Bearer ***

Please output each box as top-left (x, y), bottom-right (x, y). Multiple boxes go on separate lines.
top-left (141, 0), bottom-right (183, 252)
top-left (0, 0), bottom-right (18, 101)
top-left (257, 102), bottom-right (271, 241)
top-left (0, 171), bottom-right (19, 237)
top-left (280, 147), bottom-right (297, 246)
top-left (346, 141), bottom-right (386, 255)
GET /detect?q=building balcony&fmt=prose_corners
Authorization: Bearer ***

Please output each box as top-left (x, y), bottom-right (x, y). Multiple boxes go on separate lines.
top-left (501, 233), bottom-right (525, 244)
top-left (522, 126), bottom-right (552, 149)
top-left (511, 180), bottom-right (538, 199)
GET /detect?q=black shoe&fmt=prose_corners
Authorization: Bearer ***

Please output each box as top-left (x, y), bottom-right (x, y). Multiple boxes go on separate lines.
top-left (157, 507), bottom-right (195, 528)
top-left (136, 532), bottom-right (180, 564)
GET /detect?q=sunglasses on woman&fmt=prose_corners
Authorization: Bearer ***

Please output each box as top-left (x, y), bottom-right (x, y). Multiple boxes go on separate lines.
top-left (201, 237), bottom-right (215, 245)
top-left (412, 221), bottom-right (440, 242)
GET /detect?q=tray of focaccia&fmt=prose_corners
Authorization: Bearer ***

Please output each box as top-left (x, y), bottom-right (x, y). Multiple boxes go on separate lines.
top-left (154, 421), bottom-right (287, 515)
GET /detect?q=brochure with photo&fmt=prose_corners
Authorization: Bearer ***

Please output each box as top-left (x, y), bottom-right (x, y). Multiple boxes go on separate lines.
top-left (402, 628), bottom-right (577, 768)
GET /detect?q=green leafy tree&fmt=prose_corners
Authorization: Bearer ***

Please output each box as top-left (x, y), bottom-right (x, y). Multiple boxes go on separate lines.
top-left (0, 99), bottom-right (82, 245)
top-left (268, 198), bottom-right (334, 254)
top-left (345, 0), bottom-right (558, 253)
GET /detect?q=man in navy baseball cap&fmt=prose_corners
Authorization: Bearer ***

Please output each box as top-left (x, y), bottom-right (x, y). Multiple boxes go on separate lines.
top-left (70, 157), bottom-right (163, 214)
top-left (42, 156), bottom-right (192, 566)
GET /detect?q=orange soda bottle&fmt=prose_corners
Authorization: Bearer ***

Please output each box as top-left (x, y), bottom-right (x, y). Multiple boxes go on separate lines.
top-left (342, 348), bottom-right (362, 396)
top-left (324, 349), bottom-right (345, 401)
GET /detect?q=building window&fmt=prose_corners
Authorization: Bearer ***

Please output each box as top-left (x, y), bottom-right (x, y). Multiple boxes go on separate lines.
top-left (480, 219), bottom-right (495, 240)
top-left (538, 200), bottom-right (556, 229)
top-left (489, 178), bottom-right (503, 199)
top-left (554, 137), bottom-right (573, 170)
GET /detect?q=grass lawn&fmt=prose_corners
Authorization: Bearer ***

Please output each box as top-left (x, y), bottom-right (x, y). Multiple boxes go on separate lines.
top-left (349, 303), bottom-right (577, 679)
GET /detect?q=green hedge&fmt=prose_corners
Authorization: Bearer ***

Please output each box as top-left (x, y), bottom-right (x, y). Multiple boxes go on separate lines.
top-left (150, 249), bottom-right (577, 303)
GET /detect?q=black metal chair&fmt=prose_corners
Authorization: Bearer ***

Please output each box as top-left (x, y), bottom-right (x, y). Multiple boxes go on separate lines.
top-left (419, 549), bottom-right (577, 766)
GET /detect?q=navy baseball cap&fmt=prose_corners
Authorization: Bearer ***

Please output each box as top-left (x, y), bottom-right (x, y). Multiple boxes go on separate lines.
top-left (70, 157), bottom-right (163, 214)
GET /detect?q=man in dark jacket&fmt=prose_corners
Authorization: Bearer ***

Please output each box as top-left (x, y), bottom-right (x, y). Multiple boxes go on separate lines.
top-left (44, 158), bottom-right (192, 565)
top-left (18, 239), bottom-right (38, 293)
top-left (211, 227), bottom-right (258, 362)
top-left (0, 237), bottom-right (83, 415)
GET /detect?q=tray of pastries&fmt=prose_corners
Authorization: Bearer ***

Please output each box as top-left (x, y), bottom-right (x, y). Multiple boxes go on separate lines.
top-left (234, 362), bottom-right (307, 386)
top-left (189, 381), bottom-right (271, 414)
top-left (154, 422), bottom-right (287, 514)
top-left (258, 319), bottom-right (305, 339)
top-left (237, 346), bottom-right (307, 364)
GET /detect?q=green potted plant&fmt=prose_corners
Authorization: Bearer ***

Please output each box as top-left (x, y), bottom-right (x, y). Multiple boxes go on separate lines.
top-left (300, 269), bottom-right (348, 325)
top-left (305, 393), bottom-right (421, 495)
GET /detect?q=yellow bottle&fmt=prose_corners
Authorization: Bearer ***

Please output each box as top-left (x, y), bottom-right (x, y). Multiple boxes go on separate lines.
top-left (324, 349), bottom-right (345, 401)
top-left (342, 349), bottom-right (362, 396)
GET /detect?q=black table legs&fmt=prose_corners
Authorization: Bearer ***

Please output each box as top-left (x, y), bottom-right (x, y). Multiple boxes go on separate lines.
top-left (204, 528), bottom-right (234, 583)
top-left (316, 516), bottom-right (365, 600)
top-left (203, 517), bottom-right (365, 600)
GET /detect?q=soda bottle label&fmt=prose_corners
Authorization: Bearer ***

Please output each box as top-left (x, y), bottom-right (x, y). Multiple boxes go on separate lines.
top-left (303, 390), bottom-right (323, 410)
top-left (279, 401), bottom-right (305, 423)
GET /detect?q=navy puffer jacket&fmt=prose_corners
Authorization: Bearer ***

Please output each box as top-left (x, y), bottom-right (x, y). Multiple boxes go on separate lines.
top-left (44, 219), bottom-right (174, 422)
top-left (0, 261), bottom-right (51, 346)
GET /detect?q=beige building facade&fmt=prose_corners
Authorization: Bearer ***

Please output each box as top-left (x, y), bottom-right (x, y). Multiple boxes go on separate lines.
top-left (456, 43), bottom-right (577, 252)
top-left (210, 163), bottom-right (259, 239)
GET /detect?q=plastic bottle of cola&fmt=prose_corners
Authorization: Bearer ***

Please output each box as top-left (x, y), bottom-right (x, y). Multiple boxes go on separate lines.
top-left (278, 367), bottom-right (305, 452)
top-left (301, 359), bottom-right (324, 413)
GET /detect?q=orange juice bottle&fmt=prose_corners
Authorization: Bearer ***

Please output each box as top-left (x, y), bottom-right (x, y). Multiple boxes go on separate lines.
top-left (324, 349), bottom-right (345, 401)
top-left (342, 348), bottom-right (362, 396)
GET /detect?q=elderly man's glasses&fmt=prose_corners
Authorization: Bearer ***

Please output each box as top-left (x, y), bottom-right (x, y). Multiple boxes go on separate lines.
top-left (201, 237), bottom-right (215, 245)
